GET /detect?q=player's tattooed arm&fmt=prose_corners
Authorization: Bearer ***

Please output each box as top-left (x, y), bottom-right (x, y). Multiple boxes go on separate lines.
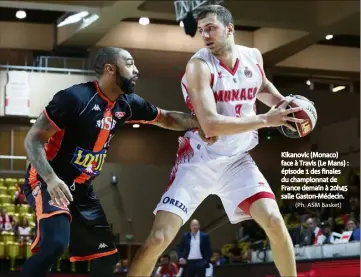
top-left (152, 110), bottom-right (218, 145)
top-left (24, 113), bottom-right (58, 183)
top-left (153, 109), bottom-right (200, 131)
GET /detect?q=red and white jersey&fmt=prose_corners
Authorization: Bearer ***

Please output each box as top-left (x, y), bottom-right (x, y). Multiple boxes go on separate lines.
top-left (181, 45), bottom-right (265, 159)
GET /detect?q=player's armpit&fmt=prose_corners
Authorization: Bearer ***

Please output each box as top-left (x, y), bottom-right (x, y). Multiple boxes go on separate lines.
top-left (253, 48), bottom-right (285, 107)
top-left (24, 112), bottom-right (58, 183)
top-left (257, 80), bottom-right (285, 107)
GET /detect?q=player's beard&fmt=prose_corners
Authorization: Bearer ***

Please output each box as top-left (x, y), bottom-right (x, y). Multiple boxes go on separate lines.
top-left (213, 31), bottom-right (231, 57)
top-left (115, 67), bottom-right (135, 94)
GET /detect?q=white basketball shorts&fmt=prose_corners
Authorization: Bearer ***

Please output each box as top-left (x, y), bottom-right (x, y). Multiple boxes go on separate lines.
top-left (153, 137), bottom-right (276, 224)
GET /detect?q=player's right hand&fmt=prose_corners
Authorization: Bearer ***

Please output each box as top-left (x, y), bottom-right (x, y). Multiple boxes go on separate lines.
top-left (264, 98), bottom-right (306, 132)
top-left (46, 176), bottom-right (73, 207)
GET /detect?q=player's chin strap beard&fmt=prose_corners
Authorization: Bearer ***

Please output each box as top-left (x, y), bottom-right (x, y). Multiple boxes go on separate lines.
top-left (117, 75), bottom-right (134, 94)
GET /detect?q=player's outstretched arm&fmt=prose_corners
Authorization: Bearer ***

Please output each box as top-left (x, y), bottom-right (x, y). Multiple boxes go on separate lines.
top-left (125, 93), bottom-right (218, 144)
top-left (153, 109), bottom-right (199, 131)
top-left (24, 112), bottom-right (58, 183)
top-left (152, 110), bottom-right (218, 145)
top-left (185, 58), bottom-right (304, 137)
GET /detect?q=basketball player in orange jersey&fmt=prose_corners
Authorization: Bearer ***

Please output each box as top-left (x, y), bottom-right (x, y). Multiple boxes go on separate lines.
top-left (128, 5), bottom-right (304, 277)
top-left (20, 47), bottom-right (216, 277)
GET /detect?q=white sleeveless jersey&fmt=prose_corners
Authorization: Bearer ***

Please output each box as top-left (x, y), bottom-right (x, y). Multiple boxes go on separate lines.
top-left (181, 45), bottom-right (265, 159)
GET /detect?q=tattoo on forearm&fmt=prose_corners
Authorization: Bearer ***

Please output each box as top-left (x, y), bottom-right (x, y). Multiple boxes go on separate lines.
top-left (155, 111), bottom-right (199, 131)
top-left (24, 113), bottom-right (56, 182)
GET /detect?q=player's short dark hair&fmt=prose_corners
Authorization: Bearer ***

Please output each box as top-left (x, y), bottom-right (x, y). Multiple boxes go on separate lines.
top-left (196, 5), bottom-right (233, 26)
top-left (93, 47), bottom-right (121, 77)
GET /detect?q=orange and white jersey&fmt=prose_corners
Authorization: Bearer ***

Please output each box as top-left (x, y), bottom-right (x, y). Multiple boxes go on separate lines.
top-left (181, 45), bottom-right (265, 159)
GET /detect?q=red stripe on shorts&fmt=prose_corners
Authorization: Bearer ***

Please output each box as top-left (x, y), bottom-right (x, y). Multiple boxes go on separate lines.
top-left (238, 192), bottom-right (275, 215)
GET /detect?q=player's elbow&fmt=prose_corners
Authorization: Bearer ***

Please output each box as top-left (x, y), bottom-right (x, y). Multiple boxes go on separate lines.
top-left (203, 126), bottom-right (217, 138)
top-left (24, 131), bottom-right (43, 153)
top-left (24, 131), bottom-right (34, 151)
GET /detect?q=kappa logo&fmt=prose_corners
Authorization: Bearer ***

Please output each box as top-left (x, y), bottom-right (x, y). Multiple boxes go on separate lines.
top-left (114, 112), bottom-right (126, 119)
top-left (218, 71), bottom-right (222, 79)
top-left (98, 243), bottom-right (108, 249)
top-left (92, 104), bottom-right (101, 111)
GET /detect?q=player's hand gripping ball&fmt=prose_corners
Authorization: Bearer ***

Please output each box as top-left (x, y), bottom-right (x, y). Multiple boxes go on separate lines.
top-left (276, 95), bottom-right (317, 138)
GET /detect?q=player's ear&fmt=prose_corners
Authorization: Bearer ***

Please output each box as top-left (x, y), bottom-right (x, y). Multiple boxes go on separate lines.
top-left (227, 23), bottom-right (234, 35)
top-left (104, 64), bottom-right (115, 75)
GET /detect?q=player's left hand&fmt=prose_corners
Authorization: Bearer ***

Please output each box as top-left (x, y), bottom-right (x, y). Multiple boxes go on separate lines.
top-left (198, 127), bottom-right (218, 145)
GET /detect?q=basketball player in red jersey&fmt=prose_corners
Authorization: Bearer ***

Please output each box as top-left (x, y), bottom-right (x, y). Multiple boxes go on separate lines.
top-left (128, 5), bottom-right (304, 277)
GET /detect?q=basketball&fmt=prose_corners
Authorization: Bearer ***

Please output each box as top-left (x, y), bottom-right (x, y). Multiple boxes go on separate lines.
top-left (276, 95), bottom-right (317, 138)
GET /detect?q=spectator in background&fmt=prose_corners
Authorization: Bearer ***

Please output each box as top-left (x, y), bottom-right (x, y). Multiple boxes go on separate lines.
top-left (0, 208), bottom-right (14, 232)
top-left (121, 260), bottom-right (128, 273)
top-left (168, 250), bottom-right (179, 265)
top-left (14, 183), bottom-right (25, 205)
top-left (349, 197), bottom-right (360, 219)
top-left (210, 250), bottom-right (227, 266)
top-left (177, 219), bottom-right (211, 277)
top-left (156, 254), bottom-right (179, 277)
top-left (16, 217), bottom-right (31, 242)
top-left (299, 221), bottom-right (313, 246)
top-left (237, 221), bottom-right (251, 242)
top-left (348, 212), bottom-right (359, 223)
top-left (305, 217), bottom-right (322, 245)
top-left (113, 261), bottom-right (122, 273)
top-left (113, 259), bottom-right (128, 273)
top-left (316, 222), bottom-right (336, 245)
top-left (346, 219), bottom-right (360, 241)
top-left (226, 240), bottom-right (244, 263)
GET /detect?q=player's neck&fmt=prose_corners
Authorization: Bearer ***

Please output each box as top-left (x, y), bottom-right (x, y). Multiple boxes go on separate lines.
top-left (216, 44), bottom-right (237, 69)
top-left (98, 79), bottom-right (121, 102)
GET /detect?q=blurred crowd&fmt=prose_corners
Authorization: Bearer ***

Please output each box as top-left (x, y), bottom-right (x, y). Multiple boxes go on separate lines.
top-left (149, 167), bottom-right (361, 277)
top-left (0, 178), bottom-right (36, 244)
top-left (221, 167), bottom-right (360, 263)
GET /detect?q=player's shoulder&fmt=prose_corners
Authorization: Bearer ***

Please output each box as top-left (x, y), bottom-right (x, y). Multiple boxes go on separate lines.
top-left (235, 45), bottom-right (260, 56)
top-left (186, 48), bottom-right (214, 71)
top-left (61, 81), bottom-right (97, 103)
top-left (64, 81), bottom-right (96, 97)
top-left (121, 93), bottom-right (146, 106)
top-left (122, 92), bottom-right (141, 102)
top-left (191, 47), bottom-right (213, 61)
top-left (236, 45), bottom-right (263, 64)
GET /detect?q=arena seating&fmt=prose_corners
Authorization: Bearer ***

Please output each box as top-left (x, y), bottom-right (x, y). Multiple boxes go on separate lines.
top-left (0, 178), bottom-right (35, 271)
